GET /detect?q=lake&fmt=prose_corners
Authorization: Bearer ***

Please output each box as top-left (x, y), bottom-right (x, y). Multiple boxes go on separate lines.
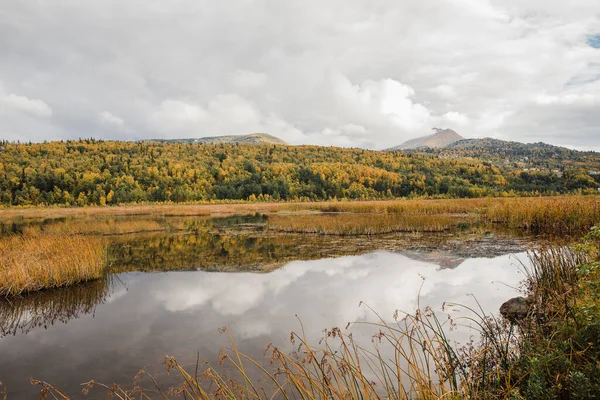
top-left (0, 215), bottom-right (531, 398)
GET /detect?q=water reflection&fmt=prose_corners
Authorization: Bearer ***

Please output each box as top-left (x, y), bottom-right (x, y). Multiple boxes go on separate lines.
top-left (108, 229), bottom-right (526, 273)
top-left (0, 278), bottom-right (112, 337)
top-left (108, 232), bottom-right (303, 272)
top-left (0, 250), bottom-right (525, 398)
top-left (0, 214), bottom-right (266, 237)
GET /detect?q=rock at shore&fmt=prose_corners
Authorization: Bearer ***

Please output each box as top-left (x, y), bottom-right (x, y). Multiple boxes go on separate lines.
top-left (500, 296), bottom-right (530, 323)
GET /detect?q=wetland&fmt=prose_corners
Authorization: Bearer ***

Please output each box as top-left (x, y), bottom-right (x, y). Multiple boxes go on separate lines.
top-left (0, 197), bottom-right (598, 398)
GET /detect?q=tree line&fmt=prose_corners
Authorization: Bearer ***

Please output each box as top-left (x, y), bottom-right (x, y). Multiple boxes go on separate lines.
top-left (0, 139), bottom-right (598, 206)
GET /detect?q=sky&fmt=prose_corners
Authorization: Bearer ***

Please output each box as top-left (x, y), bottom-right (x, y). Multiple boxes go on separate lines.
top-left (1, 1), bottom-right (599, 150)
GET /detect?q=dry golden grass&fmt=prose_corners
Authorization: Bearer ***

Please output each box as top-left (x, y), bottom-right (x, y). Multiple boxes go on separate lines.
top-left (0, 202), bottom-right (284, 221)
top-left (0, 234), bottom-right (106, 296)
top-left (268, 213), bottom-right (461, 235)
top-left (1, 196), bottom-right (598, 238)
top-left (482, 196), bottom-right (600, 235)
top-left (283, 197), bottom-right (600, 235)
top-left (26, 218), bottom-right (171, 236)
top-left (0, 195), bottom-right (597, 226)
top-left (291, 197), bottom-right (491, 215)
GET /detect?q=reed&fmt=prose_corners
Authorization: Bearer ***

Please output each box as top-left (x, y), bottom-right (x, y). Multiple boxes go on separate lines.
top-left (2, 195), bottom-right (599, 237)
top-left (0, 202), bottom-right (283, 221)
top-left (282, 196), bottom-right (600, 236)
top-left (268, 213), bottom-right (462, 235)
top-left (0, 234), bottom-right (106, 296)
top-left (295, 198), bottom-right (491, 216)
top-left (482, 196), bottom-right (600, 235)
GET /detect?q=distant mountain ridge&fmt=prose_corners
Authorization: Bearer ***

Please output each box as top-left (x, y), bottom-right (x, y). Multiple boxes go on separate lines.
top-left (447, 137), bottom-right (569, 152)
top-left (148, 133), bottom-right (288, 145)
top-left (388, 128), bottom-right (464, 150)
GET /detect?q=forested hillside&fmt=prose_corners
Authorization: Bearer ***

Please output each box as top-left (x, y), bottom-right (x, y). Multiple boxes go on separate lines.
top-left (403, 138), bottom-right (598, 170)
top-left (0, 139), bottom-right (599, 206)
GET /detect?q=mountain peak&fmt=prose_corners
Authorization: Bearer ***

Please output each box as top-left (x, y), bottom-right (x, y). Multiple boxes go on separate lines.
top-left (388, 128), bottom-right (464, 150)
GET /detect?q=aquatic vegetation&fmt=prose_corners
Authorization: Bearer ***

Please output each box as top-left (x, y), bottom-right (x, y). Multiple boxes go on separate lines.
top-left (2, 195), bottom-right (599, 238)
top-left (482, 196), bottom-right (600, 235)
top-left (291, 197), bottom-right (490, 215)
top-left (268, 213), bottom-right (462, 235)
top-left (0, 234), bottom-right (106, 296)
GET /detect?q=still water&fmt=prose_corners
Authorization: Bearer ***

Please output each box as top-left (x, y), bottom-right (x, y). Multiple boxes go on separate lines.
top-left (0, 239), bottom-right (526, 398)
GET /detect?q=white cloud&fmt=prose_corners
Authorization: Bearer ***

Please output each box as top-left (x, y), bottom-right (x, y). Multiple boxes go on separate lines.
top-left (443, 111), bottom-right (469, 126)
top-left (329, 73), bottom-right (433, 145)
top-left (535, 93), bottom-right (599, 105)
top-left (232, 69), bottom-right (267, 89)
top-left (150, 99), bottom-right (208, 135)
top-left (1, 93), bottom-right (52, 117)
top-left (207, 94), bottom-right (261, 127)
top-left (431, 84), bottom-right (457, 98)
top-left (99, 111), bottom-right (124, 126)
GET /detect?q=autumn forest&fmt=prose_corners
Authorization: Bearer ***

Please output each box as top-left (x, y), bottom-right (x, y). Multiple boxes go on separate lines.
top-left (1, 139), bottom-right (599, 207)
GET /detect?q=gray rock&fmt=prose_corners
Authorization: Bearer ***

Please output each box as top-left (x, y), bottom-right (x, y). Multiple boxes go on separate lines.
top-left (500, 296), bottom-right (530, 323)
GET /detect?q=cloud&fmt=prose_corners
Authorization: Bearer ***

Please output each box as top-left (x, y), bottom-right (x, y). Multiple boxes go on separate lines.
top-left (331, 73), bottom-right (431, 131)
top-left (99, 111), bottom-right (124, 126)
top-left (0, 1), bottom-right (599, 148)
top-left (232, 69), bottom-right (267, 89)
top-left (443, 111), bottom-right (470, 126)
top-left (535, 93), bottom-right (599, 105)
top-left (151, 100), bottom-right (208, 135)
top-left (1, 93), bottom-right (52, 117)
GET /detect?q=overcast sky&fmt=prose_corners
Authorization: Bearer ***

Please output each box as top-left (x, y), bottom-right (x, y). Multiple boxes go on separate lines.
top-left (1, 1), bottom-right (599, 150)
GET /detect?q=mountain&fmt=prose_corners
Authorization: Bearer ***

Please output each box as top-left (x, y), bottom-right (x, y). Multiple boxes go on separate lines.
top-left (388, 128), bottom-right (464, 150)
top-left (149, 133), bottom-right (288, 145)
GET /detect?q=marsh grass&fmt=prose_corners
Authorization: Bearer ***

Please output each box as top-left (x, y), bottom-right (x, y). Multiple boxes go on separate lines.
top-left (2, 196), bottom-right (598, 238)
top-left (268, 213), bottom-right (463, 235)
top-left (283, 197), bottom-right (600, 236)
top-left (483, 197), bottom-right (600, 235)
top-left (0, 234), bottom-right (106, 296)
top-left (294, 198), bottom-right (491, 216)
top-left (0, 202), bottom-right (284, 222)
